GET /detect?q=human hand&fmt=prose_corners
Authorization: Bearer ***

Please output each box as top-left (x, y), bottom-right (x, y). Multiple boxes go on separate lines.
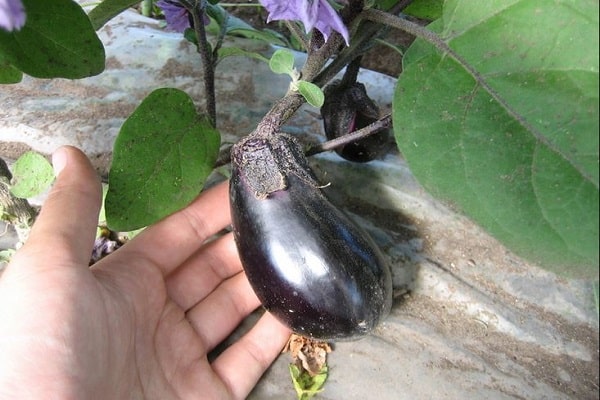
top-left (0, 146), bottom-right (291, 399)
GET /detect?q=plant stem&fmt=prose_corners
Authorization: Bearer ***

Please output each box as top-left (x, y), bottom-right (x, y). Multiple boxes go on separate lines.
top-left (285, 20), bottom-right (310, 51)
top-left (314, 0), bottom-right (413, 86)
top-left (340, 56), bottom-right (361, 87)
top-left (212, 8), bottom-right (230, 62)
top-left (305, 113), bottom-right (392, 156)
top-left (254, 2), bottom-right (370, 137)
top-left (253, 37), bottom-right (346, 137)
top-left (190, 1), bottom-right (217, 127)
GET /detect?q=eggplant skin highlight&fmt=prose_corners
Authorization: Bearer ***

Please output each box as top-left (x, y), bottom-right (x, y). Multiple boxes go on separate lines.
top-left (229, 133), bottom-right (392, 340)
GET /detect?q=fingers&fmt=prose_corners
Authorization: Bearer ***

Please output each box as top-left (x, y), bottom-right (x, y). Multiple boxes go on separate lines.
top-left (17, 146), bottom-right (101, 268)
top-left (185, 271), bottom-right (261, 351)
top-left (166, 233), bottom-right (243, 310)
top-left (212, 312), bottom-right (291, 399)
top-left (114, 181), bottom-right (231, 277)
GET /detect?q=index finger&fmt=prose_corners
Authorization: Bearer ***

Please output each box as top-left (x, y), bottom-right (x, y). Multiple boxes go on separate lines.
top-left (112, 180), bottom-right (231, 277)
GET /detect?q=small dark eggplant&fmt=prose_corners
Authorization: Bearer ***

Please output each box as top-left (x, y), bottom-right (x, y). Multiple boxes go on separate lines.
top-left (321, 80), bottom-right (389, 162)
top-left (229, 132), bottom-right (392, 339)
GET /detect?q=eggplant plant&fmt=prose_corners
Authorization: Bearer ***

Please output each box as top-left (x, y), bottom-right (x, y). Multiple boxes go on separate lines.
top-left (229, 132), bottom-right (392, 339)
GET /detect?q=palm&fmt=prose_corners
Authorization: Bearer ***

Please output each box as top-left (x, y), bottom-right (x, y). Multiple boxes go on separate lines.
top-left (0, 149), bottom-right (290, 400)
top-left (91, 257), bottom-right (235, 399)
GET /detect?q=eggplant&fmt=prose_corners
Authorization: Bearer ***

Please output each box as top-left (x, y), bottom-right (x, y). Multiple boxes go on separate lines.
top-left (321, 80), bottom-right (389, 162)
top-left (229, 132), bottom-right (392, 339)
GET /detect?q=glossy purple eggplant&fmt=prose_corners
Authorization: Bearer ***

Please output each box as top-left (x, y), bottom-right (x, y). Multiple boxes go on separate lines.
top-left (321, 80), bottom-right (389, 162)
top-left (229, 132), bottom-right (392, 339)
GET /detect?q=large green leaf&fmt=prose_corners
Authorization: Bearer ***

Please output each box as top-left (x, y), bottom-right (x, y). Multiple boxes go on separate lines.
top-left (394, 0), bottom-right (599, 277)
top-left (106, 88), bottom-right (221, 231)
top-left (0, 0), bottom-right (105, 79)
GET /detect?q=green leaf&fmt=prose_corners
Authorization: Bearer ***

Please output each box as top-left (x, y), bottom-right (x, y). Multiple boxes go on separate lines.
top-left (206, 4), bottom-right (288, 46)
top-left (403, 0), bottom-right (444, 20)
top-left (9, 151), bottom-right (54, 199)
top-left (297, 80), bottom-right (325, 108)
top-left (0, 53), bottom-right (22, 83)
top-left (394, 0), bottom-right (599, 277)
top-left (289, 364), bottom-right (328, 400)
top-left (269, 48), bottom-right (296, 75)
top-left (98, 184), bottom-right (109, 224)
top-left (0, 0), bottom-right (105, 79)
top-left (217, 46), bottom-right (270, 64)
top-left (227, 27), bottom-right (289, 47)
top-left (183, 27), bottom-right (199, 46)
top-left (106, 88), bottom-right (220, 231)
top-left (88, 0), bottom-right (141, 30)
top-left (0, 249), bottom-right (16, 263)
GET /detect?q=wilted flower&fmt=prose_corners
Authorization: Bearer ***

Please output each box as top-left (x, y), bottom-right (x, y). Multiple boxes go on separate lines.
top-left (0, 0), bottom-right (26, 32)
top-left (259, 0), bottom-right (349, 45)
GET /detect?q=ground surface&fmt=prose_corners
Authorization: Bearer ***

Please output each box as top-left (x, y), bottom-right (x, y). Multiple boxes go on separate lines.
top-left (1, 5), bottom-right (598, 400)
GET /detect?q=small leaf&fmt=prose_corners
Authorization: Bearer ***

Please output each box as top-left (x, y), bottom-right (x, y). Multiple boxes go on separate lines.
top-left (227, 27), bottom-right (289, 47)
top-left (88, 0), bottom-right (141, 30)
top-left (289, 363), bottom-right (328, 400)
top-left (183, 27), bottom-right (198, 46)
top-left (106, 88), bottom-right (220, 231)
top-left (217, 46), bottom-right (270, 64)
top-left (0, 0), bottom-right (105, 79)
top-left (0, 249), bottom-right (16, 263)
top-left (206, 4), bottom-right (288, 47)
top-left (297, 81), bottom-right (325, 108)
top-left (269, 48), bottom-right (296, 75)
top-left (10, 151), bottom-right (54, 199)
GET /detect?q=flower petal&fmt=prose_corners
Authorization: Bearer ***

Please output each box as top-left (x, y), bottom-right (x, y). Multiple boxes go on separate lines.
top-left (260, 0), bottom-right (349, 45)
top-left (156, 0), bottom-right (190, 33)
top-left (314, 0), bottom-right (349, 44)
top-left (260, 0), bottom-right (318, 32)
top-left (0, 0), bottom-right (26, 32)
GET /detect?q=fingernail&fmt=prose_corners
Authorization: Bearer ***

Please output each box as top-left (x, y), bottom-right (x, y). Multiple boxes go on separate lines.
top-left (52, 147), bottom-right (68, 177)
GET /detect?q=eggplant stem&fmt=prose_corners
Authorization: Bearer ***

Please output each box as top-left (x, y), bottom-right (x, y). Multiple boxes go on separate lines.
top-left (305, 113), bottom-right (392, 156)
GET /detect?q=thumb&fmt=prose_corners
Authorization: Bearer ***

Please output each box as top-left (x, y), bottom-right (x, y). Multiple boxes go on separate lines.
top-left (21, 146), bottom-right (102, 267)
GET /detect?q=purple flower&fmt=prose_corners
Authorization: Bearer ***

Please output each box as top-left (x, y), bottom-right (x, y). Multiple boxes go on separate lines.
top-left (0, 0), bottom-right (26, 32)
top-left (156, 0), bottom-right (191, 32)
top-left (260, 0), bottom-right (349, 45)
top-left (156, 0), bottom-right (211, 33)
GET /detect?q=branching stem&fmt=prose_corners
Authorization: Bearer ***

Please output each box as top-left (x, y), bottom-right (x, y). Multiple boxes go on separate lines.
top-left (305, 114), bottom-right (392, 156)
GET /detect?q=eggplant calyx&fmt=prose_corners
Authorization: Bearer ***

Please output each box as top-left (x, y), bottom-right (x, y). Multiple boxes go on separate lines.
top-left (231, 133), bottom-right (320, 199)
